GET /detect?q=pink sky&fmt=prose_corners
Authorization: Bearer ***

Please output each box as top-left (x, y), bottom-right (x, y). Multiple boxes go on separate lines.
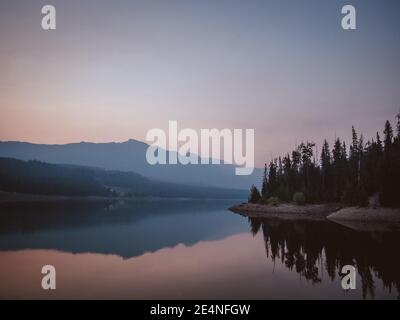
top-left (1, 1), bottom-right (399, 166)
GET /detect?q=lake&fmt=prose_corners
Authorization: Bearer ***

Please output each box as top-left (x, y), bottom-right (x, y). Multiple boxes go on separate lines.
top-left (0, 199), bottom-right (398, 299)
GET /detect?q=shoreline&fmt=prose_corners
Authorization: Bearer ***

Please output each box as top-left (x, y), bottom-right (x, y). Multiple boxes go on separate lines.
top-left (0, 191), bottom-right (246, 203)
top-left (229, 203), bottom-right (400, 224)
top-left (229, 203), bottom-right (341, 221)
top-left (328, 207), bottom-right (400, 222)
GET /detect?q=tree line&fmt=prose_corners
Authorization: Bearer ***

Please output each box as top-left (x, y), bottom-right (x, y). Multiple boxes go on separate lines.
top-left (248, 217), bottom-right (400, 299)
top-left (0, 158), bottom-right (113, 197)
top-left (0, 157), bottom-right (247, 199)
top-left (249, 114), bottom-right (400, 208)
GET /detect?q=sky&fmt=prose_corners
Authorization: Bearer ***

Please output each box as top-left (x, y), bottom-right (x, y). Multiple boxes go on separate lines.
top-left (0, 0), bottom-right (399, 167)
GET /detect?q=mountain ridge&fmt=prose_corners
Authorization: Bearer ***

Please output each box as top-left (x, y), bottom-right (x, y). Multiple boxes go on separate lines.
top-left (0, 139), bottom-right (262, 190)
top-left (0, 157), bottom-right (247, 199)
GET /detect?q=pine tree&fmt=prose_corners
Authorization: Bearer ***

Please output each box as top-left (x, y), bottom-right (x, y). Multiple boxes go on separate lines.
top-left (320, 140), bottom-right (332, 201)
top-left (292, 149), bottom-right (301, 173)
top-left (321, 140), bottom-right (331, 170)
top-left (376, 132), bottom-right (383, 154)
top-left (332, 138), bottom-right (343, 202)
top-left (396, 113), bottom-right (400, 139)
top-left (349, 126), bottom-right (359, 186)
top-left (267, 161), bottom-right (277, 196)
top-left (381, 120), bottom-right (396, 207)
top-left (282, 154), bottom-right (293, 199)
top-left (394, 115), bottom-right (400, 206)
top-left (342, 141), bottom-right (348, 161)
top-left (249, 114), bottom-right (400, 208)
top-left (383, 120), bottom-right (393, 149)
top-left (350, 126), bottom-right (359, 159)
top-left (248, 185), bottom-right (261, 203)
top-left (261, 164), bottom-right (268, 198)
top-left (358, 134), bottom-right (365, 185)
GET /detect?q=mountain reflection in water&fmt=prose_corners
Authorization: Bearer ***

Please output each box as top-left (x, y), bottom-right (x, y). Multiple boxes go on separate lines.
top-left (0, 200), bottom-right (398, 299)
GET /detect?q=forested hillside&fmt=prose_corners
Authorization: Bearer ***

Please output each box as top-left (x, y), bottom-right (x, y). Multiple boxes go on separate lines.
top-left (249, 114), bottom-right (400, 208)
top-left (0, 158), bottom-right (246, 199)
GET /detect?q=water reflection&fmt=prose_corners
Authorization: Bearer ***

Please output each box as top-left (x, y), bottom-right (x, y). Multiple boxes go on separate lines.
top-left (0, 200), bottom-right (399, 299)
top-left (0, 200), bottom-right (248, 257)
top-left (249, 217), bottom-right (400, 299)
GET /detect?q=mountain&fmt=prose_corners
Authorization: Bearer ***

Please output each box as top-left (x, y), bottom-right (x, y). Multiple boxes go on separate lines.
top-left (0, 140), bottom-right (262, 190)
top-left (0, 157), bottom-right (247, 199)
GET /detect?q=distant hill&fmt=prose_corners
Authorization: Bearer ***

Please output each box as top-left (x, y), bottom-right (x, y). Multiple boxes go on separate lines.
top-left (0, 140), bottom-right (262, 189)
top-left (0, 157), bottom-right (247, 199)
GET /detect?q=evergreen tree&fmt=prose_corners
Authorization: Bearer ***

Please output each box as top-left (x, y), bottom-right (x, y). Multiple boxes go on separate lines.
top-left (376, 132), bottom-right (383, 154)
top-left (383, 120), bottom-right (393, 149)
top-left (332, 138), bottom-right (343, 202)
top-left (261, 164), bottom-right (268, 198)
top-left (267, 161), bottom-right (277, 196)
top-left (249, 115), bottom-right (400, 208)
top-left (381, 120), bottom-right (397, 206)
top-left (349, 126), bottom-right (359, 188)
top-left (320, 140), bottom-right (332, 201)
top-left (396, 113), bottom-right (400, 139)
top-left (248, 185), bottom-right (261, 203)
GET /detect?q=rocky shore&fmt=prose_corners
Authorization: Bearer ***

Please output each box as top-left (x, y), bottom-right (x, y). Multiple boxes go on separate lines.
top-left (229, 203), bottom-right (342, 221)
top-left (229, 202), bottom-right (400, 224)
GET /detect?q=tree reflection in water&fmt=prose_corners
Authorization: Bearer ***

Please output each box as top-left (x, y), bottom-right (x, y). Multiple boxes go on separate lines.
top-left (248, 217), bottom-right (400, 299)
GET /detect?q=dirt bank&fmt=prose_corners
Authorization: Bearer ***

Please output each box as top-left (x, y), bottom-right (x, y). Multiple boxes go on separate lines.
top-left (229, 203), bottom-right (341, 221)
top-left (230, 203), bottom-right (400, 225)
top-left (327, 207), bottom-right (400, 222)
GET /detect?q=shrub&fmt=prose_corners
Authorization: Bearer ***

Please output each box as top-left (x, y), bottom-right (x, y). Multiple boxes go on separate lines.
top-left (259, 196), bottom-right (269, 205)
top-left (267, 196), bottom-right (280, 206)
top-left (293, 192), bottom-right (306, 205)
top-left (369, 193), bottom-right (380, 209)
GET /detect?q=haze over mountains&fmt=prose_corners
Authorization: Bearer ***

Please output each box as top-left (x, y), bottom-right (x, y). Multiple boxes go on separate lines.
top-left (0, 158), bottom-right (247, 199)
top-left (0, 139), bottom-right (261, 190)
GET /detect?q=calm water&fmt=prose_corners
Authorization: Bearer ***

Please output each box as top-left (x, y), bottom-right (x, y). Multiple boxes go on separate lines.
top-left (0, 199), bottom-right (399, 299)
